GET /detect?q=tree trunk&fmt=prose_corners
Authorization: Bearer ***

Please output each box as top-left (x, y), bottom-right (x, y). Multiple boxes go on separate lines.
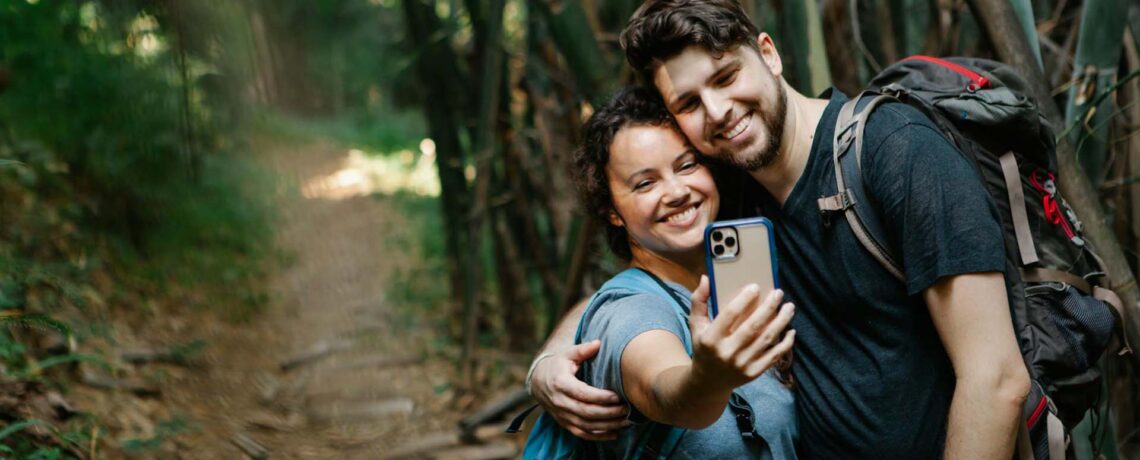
top-left (460, 0), bottom-right (506, 390)
top-left (403, 0), bottom-right (474, 338)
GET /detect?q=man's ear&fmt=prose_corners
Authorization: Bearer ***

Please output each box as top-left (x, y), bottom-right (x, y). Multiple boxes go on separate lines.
top-left (756, 32), bottom-right (783, 79)
top-left (608, 208), bottom-right (624, 228)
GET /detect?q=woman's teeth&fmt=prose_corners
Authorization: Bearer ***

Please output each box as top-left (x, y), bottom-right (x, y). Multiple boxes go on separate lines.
top-left (666, 206), bottom-right (696, 223)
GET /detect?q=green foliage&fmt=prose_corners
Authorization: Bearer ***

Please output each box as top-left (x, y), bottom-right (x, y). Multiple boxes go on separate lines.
top-left (0, 1), bottom-right (276, 315)
top-left (0, 1), bottom-right (273, 453)
top-left (381, 191), bottom-right (449, 327)
top-left (119, 416), bottom-right (195, 455)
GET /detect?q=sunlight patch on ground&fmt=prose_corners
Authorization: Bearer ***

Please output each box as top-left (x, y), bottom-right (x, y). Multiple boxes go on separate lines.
top-left (302, 141), bottom-right (440, 200)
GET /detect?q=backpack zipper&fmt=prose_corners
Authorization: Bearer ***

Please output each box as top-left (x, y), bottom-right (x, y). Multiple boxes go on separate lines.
top-left (902, 55), bottom-right (990, 91)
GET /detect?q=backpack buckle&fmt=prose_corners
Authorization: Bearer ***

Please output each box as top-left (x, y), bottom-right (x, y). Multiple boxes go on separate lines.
top-left (818, 190), bottom-right (856, 213)
top-left (818, 190), bottom-right (856, 227)
top-left (836, 122), bottom-right (857, 154)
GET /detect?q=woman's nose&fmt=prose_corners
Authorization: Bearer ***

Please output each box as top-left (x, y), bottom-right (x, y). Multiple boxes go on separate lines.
top-left (662, 177), bottom-right (690, 205)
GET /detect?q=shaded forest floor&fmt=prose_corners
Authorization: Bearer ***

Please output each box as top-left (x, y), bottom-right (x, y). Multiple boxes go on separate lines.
top-left (66, 133), bottom-right (525, 458)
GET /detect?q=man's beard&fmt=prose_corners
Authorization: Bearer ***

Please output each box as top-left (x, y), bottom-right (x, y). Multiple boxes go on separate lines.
top-left (725, 82), bottom-right (787, 172)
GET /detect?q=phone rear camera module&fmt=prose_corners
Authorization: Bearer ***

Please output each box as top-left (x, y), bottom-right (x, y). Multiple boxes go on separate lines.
top-left (724, 236), bottom-right (736, 247)
top-left (712, 231), bottom-right (723, 242)
top-left (713, 245), bottom-right (725, 256)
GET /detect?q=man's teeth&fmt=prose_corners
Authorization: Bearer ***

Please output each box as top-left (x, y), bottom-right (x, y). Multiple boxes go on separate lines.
top-left (667, 206), bottom-right (696, 223)
top-left (724, 113), bottom-right (751, 139)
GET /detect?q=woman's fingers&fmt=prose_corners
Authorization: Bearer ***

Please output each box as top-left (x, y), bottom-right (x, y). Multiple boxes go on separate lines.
top-left (688, 275), bottom-right (711, 334)
top-left (705, 284), bottom-right (763, 340)
top-left (744, 329), bottom-right (796, 378)
top-left (722, 289), bottom-right (783, 352)
top-left (737, 302), bottom-right (795, 366)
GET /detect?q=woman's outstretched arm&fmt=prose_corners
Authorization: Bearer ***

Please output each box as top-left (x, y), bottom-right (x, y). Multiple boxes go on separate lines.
top-left (621, 276), bottom-right (795, 429)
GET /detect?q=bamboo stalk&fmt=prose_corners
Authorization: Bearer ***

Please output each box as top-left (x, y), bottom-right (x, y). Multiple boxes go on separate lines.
top-left (821, 0), bottom-right (861, 95)
top-left (1064, 0), bottom-right (1128, 186)
top-left (461, 0), bottom-right (507, 390)
top-left (528, 0), bottom-right (616, 104)
top-left (403, 0), bottom-right (474, 332)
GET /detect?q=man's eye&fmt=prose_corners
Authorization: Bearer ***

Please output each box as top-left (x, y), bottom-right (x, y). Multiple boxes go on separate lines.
top-left (716, 72), bottom-right (737, 87)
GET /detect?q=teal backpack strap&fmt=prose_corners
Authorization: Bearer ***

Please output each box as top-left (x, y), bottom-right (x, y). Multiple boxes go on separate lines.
top-left (592, 267), bottom-right (688, 457)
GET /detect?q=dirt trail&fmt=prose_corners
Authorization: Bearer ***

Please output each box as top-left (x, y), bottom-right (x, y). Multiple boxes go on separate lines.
top-left (80, 137), bottom-right (517, 459)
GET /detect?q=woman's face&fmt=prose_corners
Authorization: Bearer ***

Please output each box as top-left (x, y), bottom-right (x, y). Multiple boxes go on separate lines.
top-left (606, 124), bottom-right (719, 260)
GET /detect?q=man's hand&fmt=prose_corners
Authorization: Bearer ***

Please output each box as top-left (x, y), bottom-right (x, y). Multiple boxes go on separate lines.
top-left (529, 340), bottom-right (630, 440)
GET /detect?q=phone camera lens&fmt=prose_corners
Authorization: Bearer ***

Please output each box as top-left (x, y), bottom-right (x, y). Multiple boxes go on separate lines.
top-left (725, 236), bottom-right (736, 247)
top-left (713, 245), bottom-right (725, 256)
top-left (712, 231), bottom-right (723, 242)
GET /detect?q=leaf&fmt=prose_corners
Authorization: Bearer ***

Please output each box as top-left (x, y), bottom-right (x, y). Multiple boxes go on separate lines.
top-left (0, 419), bottom-right (53, 444)
top-left (18, 353), bottom-right (110, 378)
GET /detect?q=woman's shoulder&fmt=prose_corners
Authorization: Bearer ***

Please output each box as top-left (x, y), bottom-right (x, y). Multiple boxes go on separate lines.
top-left (579, 288), bottom-right (687, 343)
top-left (585, 290), bottom-right (679, 326)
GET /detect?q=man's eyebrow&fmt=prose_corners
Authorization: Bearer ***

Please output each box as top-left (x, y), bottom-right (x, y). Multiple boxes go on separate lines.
top-left (707, 58), bottom-right (741, 83)
top-left (667, 58), bottom-right (740, 109)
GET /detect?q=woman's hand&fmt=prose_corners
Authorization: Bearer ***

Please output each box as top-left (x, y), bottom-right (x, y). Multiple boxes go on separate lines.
top-left (688, 275), bottom-right (796, 392)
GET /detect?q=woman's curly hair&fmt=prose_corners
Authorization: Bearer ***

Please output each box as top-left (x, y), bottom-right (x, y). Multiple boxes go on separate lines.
top-left (572, 86), bottom-right (680, 261)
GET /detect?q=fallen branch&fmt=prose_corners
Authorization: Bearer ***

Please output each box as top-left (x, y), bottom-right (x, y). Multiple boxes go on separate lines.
top-left (279, 338), bottom-right (352, 372)
top-left (457, 388), bottom-right (530, 442)
top-left (230, 432), bottom-right (269, 460)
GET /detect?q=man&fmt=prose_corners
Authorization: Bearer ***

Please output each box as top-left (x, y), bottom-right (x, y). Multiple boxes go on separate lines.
top-left (527, 0), bottom-right (1032, 458)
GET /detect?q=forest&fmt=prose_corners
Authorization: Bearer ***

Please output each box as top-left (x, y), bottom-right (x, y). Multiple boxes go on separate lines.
top-left (1, 0), bottom-right (1140, 458)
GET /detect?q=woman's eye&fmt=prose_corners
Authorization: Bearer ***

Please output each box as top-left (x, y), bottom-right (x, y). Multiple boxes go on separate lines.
top-left (679, 161), bottom-right (698, 172)
top-left (677, 99), bottom-right (698, 113)
top-left (634, 179), bottom-right (653, 191)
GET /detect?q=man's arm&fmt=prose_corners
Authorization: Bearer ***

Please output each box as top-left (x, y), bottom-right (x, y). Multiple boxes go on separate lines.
top-left (924, 272), bottom-right (1030, 460)
top-left (528, 299), bottom-right (629, 440)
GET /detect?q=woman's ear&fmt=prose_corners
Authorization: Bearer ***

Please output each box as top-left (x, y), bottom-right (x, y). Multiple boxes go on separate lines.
top-left (608, 208), bottom-right (624, 228)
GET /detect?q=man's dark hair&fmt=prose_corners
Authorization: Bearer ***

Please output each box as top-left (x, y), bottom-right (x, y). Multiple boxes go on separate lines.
top-left (620, 0), bottom-right (760, 85)
top-left (573, 86), bottom-right (679, 261)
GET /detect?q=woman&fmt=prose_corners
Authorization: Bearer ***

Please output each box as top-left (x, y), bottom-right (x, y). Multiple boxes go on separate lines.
top-left (560, 86), bottom-right (797, 458)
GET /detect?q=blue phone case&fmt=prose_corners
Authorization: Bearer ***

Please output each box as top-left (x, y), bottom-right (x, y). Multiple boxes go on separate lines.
top-left (703, 217), bottom-right (780, 318)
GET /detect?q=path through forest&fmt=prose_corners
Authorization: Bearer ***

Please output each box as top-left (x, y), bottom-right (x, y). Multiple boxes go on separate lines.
top-left (75, 135), bottom-right (523, 459)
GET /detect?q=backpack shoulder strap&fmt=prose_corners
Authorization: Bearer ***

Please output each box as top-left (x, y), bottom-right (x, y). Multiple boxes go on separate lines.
top-left (578, 268), bottom-right (692, 352)
top-left (817, 91), bottom-right (906, 283)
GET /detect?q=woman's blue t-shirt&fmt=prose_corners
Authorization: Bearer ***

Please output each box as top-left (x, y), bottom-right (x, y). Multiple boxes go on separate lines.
top-left (577, 281), bottom-right (798, 459)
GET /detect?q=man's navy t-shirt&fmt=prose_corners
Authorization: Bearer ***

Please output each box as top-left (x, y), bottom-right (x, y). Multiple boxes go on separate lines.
top-left (768, 90), bottom-right (1006, 458)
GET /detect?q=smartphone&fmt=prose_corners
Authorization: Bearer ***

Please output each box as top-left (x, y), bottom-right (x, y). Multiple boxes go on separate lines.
top-left (704, 217), bottom-right (779, 318)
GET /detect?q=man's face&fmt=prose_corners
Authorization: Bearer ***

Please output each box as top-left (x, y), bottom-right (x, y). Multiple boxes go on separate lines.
top-left (652, 38), bottom-right (787, 171)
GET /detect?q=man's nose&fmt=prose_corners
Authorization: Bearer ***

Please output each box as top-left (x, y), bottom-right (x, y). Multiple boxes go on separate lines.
top-left (703, 92), bottom-right (731, 127)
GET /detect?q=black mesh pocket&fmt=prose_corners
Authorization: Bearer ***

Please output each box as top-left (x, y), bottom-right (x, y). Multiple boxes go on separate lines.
top-left (1023, 282), bottom-right (1116, 426)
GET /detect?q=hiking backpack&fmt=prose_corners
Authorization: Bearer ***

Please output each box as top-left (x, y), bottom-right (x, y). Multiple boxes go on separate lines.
top-left (816, 55), bottom-right (1132, 460)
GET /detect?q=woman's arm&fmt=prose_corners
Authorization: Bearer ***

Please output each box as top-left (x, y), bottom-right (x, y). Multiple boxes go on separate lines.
top-left (620, 276), bottom-right (796, 429)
